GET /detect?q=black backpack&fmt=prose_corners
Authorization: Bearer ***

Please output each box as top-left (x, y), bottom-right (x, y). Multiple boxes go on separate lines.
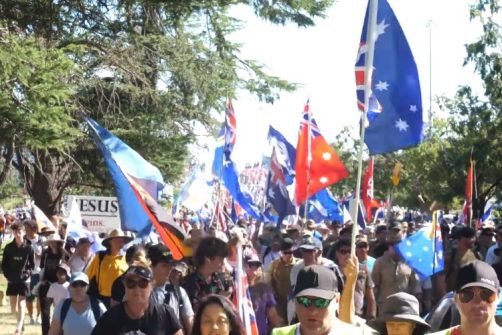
top-left (163, 284), bottom-right (183, 310)
top-left (60, 296), bottom-right (101, 333)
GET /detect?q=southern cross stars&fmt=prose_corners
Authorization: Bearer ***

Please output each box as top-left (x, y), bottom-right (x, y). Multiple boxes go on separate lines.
top-left (395, 118), bottom-right (409, 132)
top-left (375, 80), bottom-right (389, 91)
top-left (409, 105), bottom-right (418, 112)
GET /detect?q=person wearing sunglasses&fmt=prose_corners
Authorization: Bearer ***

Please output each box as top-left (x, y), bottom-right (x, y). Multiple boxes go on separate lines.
top-left (272, 265), bottom-right (374, 335)
top-left (429, 260), bottom-right (502, 335)
top-left (333, 238), bottom-right (376, 322)
top-left (267, 238), bottom-right (299, 322)
top-left (48, 272), bottom-right (106, 335)
top-left (91, 261), bottom-right (183, 335)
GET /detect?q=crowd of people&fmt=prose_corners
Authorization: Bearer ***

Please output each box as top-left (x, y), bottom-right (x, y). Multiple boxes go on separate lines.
top-left (1, 212), bottom-right (502, 335)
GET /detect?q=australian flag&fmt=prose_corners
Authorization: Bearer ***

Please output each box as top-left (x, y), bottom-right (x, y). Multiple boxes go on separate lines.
top-left (266, 148), bottom-right (296, 223)
top-left (395, 213), bottom-right (444, 279)
top-left (212, 99), bottom-right (237, 178)
top-left (355, 0), bottom-right (423, 155)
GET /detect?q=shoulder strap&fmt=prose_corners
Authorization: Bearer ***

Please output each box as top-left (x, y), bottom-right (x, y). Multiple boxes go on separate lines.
top-left (89, 297), bottom-right (101, 322)
top-left (96, 251), bottom-right (106, 286)
top-left (60, 298), bottom-right (72, 325)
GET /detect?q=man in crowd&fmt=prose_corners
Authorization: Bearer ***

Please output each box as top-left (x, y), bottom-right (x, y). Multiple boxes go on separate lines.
top-left (371, 232), bottom-right (421, 309)
top-left (333, 238), bottom-right (376, 321)
top-left (149, 243), bottom-right (194, 334)
top-left (24, 220), bottom-right (43, 325)
top-left (272, 265), bottom-right (375, 335)
top-left (267, 237), bottom-right (299, 321)
top-left (86, 229), bottom-right (132, 307)
top-left (445, 226), bottom-right (481, 292)
top-left (288, 235), bottom-right (343, 323)
top-left (486, 224), bottom-right (502, 265)
top-left (369, 224), bottom-right (387, 258)
top-left (1, 223), bottom-right (35, 335)
top-left (183, 236), bottom-right (232, 312)
top-left (430, 260), bottom-right (502, 335)
top-left (91, 261), bottom-right (182, 335)
top-left (68, 237), bottom-right (93, 273)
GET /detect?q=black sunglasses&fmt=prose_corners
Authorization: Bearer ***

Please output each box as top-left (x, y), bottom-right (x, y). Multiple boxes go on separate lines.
top-left (124, 278), bottom-right (149, 289)
top-left (459, 288), bottom-right (497, 304)
top-left (337, 248), bottom-right (351, 255)
top-left (70, 281), bottom-right (87, 288)
top-left (282, 251), bottom-right (293, 255)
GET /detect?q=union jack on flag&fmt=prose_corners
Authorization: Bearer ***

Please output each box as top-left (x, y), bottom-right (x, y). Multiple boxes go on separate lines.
top-left (224, 99), bottom-right (237, 156)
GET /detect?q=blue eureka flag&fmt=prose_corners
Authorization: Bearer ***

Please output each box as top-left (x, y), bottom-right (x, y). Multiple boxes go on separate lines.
top-left (355, 0), bottom-right (423, 154)
top-left (395, 221), bottom-right (444, 279)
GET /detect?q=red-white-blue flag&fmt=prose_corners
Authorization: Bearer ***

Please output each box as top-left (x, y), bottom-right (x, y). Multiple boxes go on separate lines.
top-left (234, 244), bottom-right (259, 335)
top-left (295, 102), bottom-right (348, 205)
top-left (355, 0), bottom-right (423, 154)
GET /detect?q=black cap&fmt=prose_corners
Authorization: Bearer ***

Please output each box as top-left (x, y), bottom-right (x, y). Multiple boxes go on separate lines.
top-left (455, 260), bottom-right (500, 293)
top-left (147, 244), bottom-right (174, 265)
top-left (281, 238), bottom-right (294, 251)
top-left (454, 226), bottom-right (476, 240)
top-left (125, 265), bottom-right (153, 282)
top-left (294, 265), bottom-right (338, 299)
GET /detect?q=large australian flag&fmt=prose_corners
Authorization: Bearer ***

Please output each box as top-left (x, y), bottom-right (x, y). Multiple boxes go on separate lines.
top-left (355, 0), bottom-right (423, 155)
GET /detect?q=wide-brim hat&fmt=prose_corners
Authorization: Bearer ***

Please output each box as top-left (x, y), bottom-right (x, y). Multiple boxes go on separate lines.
top-left (102, 229), bottom-right (133, 248)
top-left (43, 233), bottom-right (65, 245)
top-left (368, 292), bottom-right (430, 333)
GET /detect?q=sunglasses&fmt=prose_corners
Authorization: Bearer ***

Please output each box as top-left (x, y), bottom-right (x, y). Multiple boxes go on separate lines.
top-left (337, 248), bottom-right (351, 255)
top-left (247, 262), bottom-right (261, 268)
top-left (356, 243), bottom-right (368, 249)
top-left (296, 296), bottom-right (332, 309)
top-left (282, 251), bottom-right (293, 255)
top-left (124, 278), bottom-right (149, 289)
top-left (458, 288), bottom-right (497, 304)
top-left (70, 281), bottom-right (87, 288)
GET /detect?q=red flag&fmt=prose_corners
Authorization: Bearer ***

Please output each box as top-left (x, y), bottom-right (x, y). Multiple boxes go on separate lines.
top-left (295, 102), bottom-right (348, 205)
top-left (361, 158), bottom-right (379, 222)
top-left (463, 158), bottom-right (474, 224)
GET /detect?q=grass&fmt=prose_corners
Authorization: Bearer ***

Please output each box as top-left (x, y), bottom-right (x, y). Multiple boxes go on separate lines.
top-left (0, 238), bottom-right (41, 335)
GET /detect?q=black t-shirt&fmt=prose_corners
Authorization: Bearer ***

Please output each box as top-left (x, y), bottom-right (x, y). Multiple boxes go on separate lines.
top-left (41, 249), bottom-right (70, 283)
top-left (91, 301), bottom-right (181, 335)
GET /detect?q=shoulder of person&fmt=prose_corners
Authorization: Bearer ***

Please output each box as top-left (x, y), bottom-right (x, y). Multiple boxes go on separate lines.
top-left (270, 323), bottom-right (298, 335)
top-left (426, 326), bottom-right (459, 335)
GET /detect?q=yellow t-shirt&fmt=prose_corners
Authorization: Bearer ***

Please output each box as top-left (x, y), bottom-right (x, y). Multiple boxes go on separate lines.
top-left (86, 253), bottom-right (128, 297)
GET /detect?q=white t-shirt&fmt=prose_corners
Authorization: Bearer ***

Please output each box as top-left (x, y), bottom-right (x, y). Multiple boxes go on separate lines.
top-left (47, 282), bottom-right (70, 307)
top-left (53, 298), bottom-right (107, 335)
top-left (68, 254), bottom-right (93, 273)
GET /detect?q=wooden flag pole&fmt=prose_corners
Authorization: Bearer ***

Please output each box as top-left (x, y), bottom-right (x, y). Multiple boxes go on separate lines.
top-left (351, 0), bottom-right (379, 257)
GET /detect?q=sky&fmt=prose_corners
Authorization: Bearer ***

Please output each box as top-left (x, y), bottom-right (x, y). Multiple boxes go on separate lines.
top-left (195, 0), bottom-right (485, 171)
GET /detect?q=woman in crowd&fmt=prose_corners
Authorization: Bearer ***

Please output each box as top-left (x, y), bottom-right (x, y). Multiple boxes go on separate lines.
top-left (369, 292), bottom-right (430, 335)
top-left (192, 294), bottom-right (245, 335)
top-left (48, 272), bottom-right (106, 335)
top-left (246, 255), bottom-right (283, 335)
top-left (39, 233), bottom-right (70, 335)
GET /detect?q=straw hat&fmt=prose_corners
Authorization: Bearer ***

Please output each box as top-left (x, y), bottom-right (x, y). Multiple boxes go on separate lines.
top-left (43, 233), bottom-right (64, 245)
top-left (368, 292), bottom-right (430, 333)
top-left (102, 229), bottom-right (134, 248)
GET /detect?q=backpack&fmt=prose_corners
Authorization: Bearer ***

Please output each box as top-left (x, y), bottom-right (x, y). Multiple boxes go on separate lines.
top-left (60, 296), bottom-right (101, 334)
top-left (163, 284), bottom-right (183, 310)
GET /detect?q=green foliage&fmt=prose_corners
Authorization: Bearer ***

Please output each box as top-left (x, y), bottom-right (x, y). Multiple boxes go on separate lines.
top-left (0, 0), bottom-right (332, 215)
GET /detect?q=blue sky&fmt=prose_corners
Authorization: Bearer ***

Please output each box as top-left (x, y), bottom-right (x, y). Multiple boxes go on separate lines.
top-left (196, 0), bottom-right (484, 170)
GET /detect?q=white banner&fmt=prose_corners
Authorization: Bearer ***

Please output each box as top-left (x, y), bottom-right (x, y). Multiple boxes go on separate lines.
top-left (63, 195), bottom-right (121, 233)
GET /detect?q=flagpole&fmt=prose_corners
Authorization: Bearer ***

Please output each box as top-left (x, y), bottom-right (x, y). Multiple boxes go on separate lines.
top-left (351, 0), bottom-right (379, 256)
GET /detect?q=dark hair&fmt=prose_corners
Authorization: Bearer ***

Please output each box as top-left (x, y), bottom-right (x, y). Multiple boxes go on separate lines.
top-left (192, 294), bottom-right (245, 335)
top-left (193, 237), bottom-right (230, 268)
top-left (23, 220), bottom-right (38, 231)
